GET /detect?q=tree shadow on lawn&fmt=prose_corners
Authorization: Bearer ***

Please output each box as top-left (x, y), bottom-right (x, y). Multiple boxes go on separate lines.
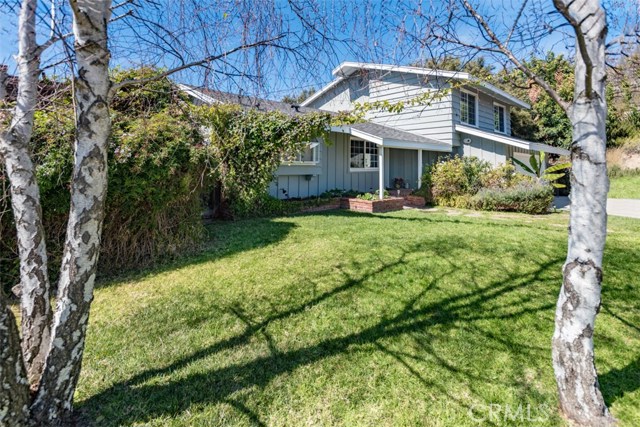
top-left (79, 236), bottom-right (564, 426)
top-left (95, 217), bottom-right (299, 289)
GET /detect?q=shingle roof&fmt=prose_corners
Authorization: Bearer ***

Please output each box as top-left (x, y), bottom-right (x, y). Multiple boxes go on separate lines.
top-left (178, 84), bottom-right (328, 116)
top-left (350, 122), bottom-right (450, 147)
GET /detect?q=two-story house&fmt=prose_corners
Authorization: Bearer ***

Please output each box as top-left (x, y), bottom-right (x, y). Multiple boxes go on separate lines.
top-left (184, 62), bottom-right (568, 200)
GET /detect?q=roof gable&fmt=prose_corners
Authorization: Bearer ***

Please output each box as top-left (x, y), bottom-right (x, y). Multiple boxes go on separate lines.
top-left (302, 62), bottom-right (530, 110)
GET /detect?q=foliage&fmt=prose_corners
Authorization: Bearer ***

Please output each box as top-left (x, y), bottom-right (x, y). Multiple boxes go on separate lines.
top-left (281, 88), bottom-right (317, 105)
top-left (430, 156), bottom-right (491, 206)
top-left (1, 67), bottom-right (333, 289)
top-left (193, 104), bottom-right (331, 218)
top-left (1, 69), bottom-right (211, 289)
top-left (472, 180), bottom-right (554, 214)
top-left (427, 156), bottom-right (553, 213)
top-left (500, 53), bottom-right (574, 148)
top-left (356, 189), bottom-right (390, 201)
top-left (511, 151), bottom-right (571, 188)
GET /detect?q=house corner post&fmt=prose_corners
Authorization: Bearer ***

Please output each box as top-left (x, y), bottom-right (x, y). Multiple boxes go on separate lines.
top-left (378, 145), bottom-right (384, 199)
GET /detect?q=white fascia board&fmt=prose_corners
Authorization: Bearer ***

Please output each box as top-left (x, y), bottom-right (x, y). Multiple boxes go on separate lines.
top-left (456, 124), bottom-right (570, 155)
top-left (456, 124), bottom-right (530, 150)
top-left (383, 139), bottom-right (452, 152)
top-left (176, 83), bottom-right (220, 105)
top-left (350, 128), bottom-right (384, 145)
top-left (300, 76), bottom-right (345, 106)
top-left (531, 142), bottom-right (570, 156)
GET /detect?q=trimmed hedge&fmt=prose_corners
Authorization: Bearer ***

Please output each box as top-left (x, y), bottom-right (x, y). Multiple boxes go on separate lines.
top-left (472, 181), bottom-right (554, 214)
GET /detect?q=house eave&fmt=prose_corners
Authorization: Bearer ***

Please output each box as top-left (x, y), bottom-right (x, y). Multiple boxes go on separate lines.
top-left (455, 124), bottom-right (570, 156)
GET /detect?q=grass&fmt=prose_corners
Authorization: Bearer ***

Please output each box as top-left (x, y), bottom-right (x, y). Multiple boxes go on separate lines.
top-left (76, 209), bottom-right (640, 426)
top-left (609, 174), bottom-right (640, 199)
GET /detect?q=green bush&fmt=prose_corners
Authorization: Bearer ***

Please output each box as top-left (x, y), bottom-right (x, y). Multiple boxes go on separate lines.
top-left (426, 156), bottom-right (553, 214)
top-left (472, 180), bottom-right (553, 214)
top-left (430, 156), bottom-right (490, 205)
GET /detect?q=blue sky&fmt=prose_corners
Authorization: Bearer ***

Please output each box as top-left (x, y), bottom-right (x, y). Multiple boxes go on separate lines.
top-left (0, 0), bottom-right (635, 100)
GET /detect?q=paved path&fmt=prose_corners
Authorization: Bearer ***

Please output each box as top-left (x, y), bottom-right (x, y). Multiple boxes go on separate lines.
top-left (607, 199), bottom-right (640, 219)
top-left (554, 197), bottom-right (640, 219)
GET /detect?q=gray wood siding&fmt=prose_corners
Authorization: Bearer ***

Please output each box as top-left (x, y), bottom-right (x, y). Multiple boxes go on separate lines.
top-left (452, 87), bottom-right (512, 138)
top-left (307, 71), bottom-right (456, 145)
top-left (460, 133), bottom-right (531, 168)
top-left (270, 131), bottom-right (378, 198)
top-left (366, 72), bottom-right (455, 144)
top-left (387, 149), bottom-right (444, 189)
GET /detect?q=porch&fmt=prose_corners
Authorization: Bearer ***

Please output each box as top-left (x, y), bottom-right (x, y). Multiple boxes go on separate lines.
top-left (341, 122), bottom-right (452, 199)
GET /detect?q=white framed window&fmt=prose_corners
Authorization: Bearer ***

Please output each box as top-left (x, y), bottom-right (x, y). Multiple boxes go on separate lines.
top-left (285, 141), bottom-right (320, 165)
top-left (460, 90), bottom-right (478, 126)
top-left (350, 139), bottom-right (378, 171)
top-left (494, 102), bottom-right (506, 133)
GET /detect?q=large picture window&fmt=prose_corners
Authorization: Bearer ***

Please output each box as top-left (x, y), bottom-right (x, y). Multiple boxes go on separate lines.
top-left (460, 90), bottom-right (477, 126)
top-left (350, 139), bottom-right (378, 170)
top-left (494, 103), bottom-right (506, 133)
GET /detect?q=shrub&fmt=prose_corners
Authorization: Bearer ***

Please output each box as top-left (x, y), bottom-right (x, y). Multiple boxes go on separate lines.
top-left (472, 179), bottom-right (553, 214)
top-left (430, 156), bottom-right (490, 205)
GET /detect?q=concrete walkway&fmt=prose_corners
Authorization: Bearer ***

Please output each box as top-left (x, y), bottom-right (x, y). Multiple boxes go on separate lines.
top-left (607, 199), bottom-right (640, 219)
top-left (554, 196), bottom-right (640, 219)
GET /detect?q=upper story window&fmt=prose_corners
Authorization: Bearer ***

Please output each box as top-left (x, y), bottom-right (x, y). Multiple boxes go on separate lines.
top-left (494, 103), bottom-right (506, 133)
top-left (350, 139), bottom-right (378, 170)
top-left (460, 90), bottom-right (477, 126)
top-left (284, 141), bottom-right (320, 165)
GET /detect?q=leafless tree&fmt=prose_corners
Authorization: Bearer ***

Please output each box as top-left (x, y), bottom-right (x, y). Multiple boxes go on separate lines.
top-left (400, 0), bottom-right (639, 424)
top-left (0, 0), bottom-right (367, 424)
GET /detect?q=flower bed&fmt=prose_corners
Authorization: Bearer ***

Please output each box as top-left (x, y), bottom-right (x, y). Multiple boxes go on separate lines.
top-left (340, 197), bottom-right (405, 213)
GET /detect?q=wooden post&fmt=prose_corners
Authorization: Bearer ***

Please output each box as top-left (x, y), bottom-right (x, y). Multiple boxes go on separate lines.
top-left (378, 145), bottom-right (384, 200)
top-left (417, 149), bottom-right (423, 189)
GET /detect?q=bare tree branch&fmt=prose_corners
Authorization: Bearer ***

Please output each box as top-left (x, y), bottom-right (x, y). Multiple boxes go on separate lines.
top-left (108, 34), bottom-right (286, 97)
top-left (460, 0), bottom-right (570, 113)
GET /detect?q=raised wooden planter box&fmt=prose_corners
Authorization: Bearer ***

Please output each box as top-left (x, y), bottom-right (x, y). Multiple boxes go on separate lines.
top-left (340, 197), bottom-right (405, 213)
top-left (404, 195), bottom-right (426, 208)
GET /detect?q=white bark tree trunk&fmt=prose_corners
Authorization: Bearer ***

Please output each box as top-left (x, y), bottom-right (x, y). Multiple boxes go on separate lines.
top-left (551, 0), bottom-right (615, 425)
top-left (0, 293), bottom-right (30, 427)
top-left (0, 0), bottom-right (53, 388)
top-left (31, 0), bottom-right (112, 424)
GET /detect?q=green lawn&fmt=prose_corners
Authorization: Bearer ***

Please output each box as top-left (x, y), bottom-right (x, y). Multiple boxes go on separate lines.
top-left (609, 175), bottom-right (640, 199)
top-left (77, 209), bottom-right (640, 426)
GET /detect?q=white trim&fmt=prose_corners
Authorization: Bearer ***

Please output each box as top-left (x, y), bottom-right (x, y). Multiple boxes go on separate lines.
top-left (417, 149), bottom-right (423, 189)
top-left (304, 62), bottom-right (530, 109)
top-left (382, 139), bottom-right (451, 151)
top-left (300, 76), bottom-right (346, 106)
top-left (493, 102), bottom-right (506, 134)
top-left (349, 139), bottom-right (380, 172)
top-left (460, 88), bottom-right (479, 128)
top-left (350, 129), bottom-right (384, 145)
top-left (176, 83), bottom-right (221, 105)
top-left (455, 124), bottom-right (570, 156)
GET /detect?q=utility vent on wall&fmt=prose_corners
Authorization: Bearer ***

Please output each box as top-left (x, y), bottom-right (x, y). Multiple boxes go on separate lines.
top-left (463, 138), bottom-right (472, 145)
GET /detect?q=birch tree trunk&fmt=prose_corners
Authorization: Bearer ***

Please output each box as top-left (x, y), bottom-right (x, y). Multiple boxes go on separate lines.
top-left (551, 0), bottom-right (615, 425)
top-left (0, 0), bottom-right (52, 388)
top-left (0, 293), bottom-right (30, 427)
top-left (31, 0), bottom-right (112, 424)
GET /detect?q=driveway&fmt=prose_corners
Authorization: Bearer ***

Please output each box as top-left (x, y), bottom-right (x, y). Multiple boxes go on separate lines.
top-left (607, 199), bottom-right (640, 219)
top-left (554, 197), bottom-right (640, 219)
